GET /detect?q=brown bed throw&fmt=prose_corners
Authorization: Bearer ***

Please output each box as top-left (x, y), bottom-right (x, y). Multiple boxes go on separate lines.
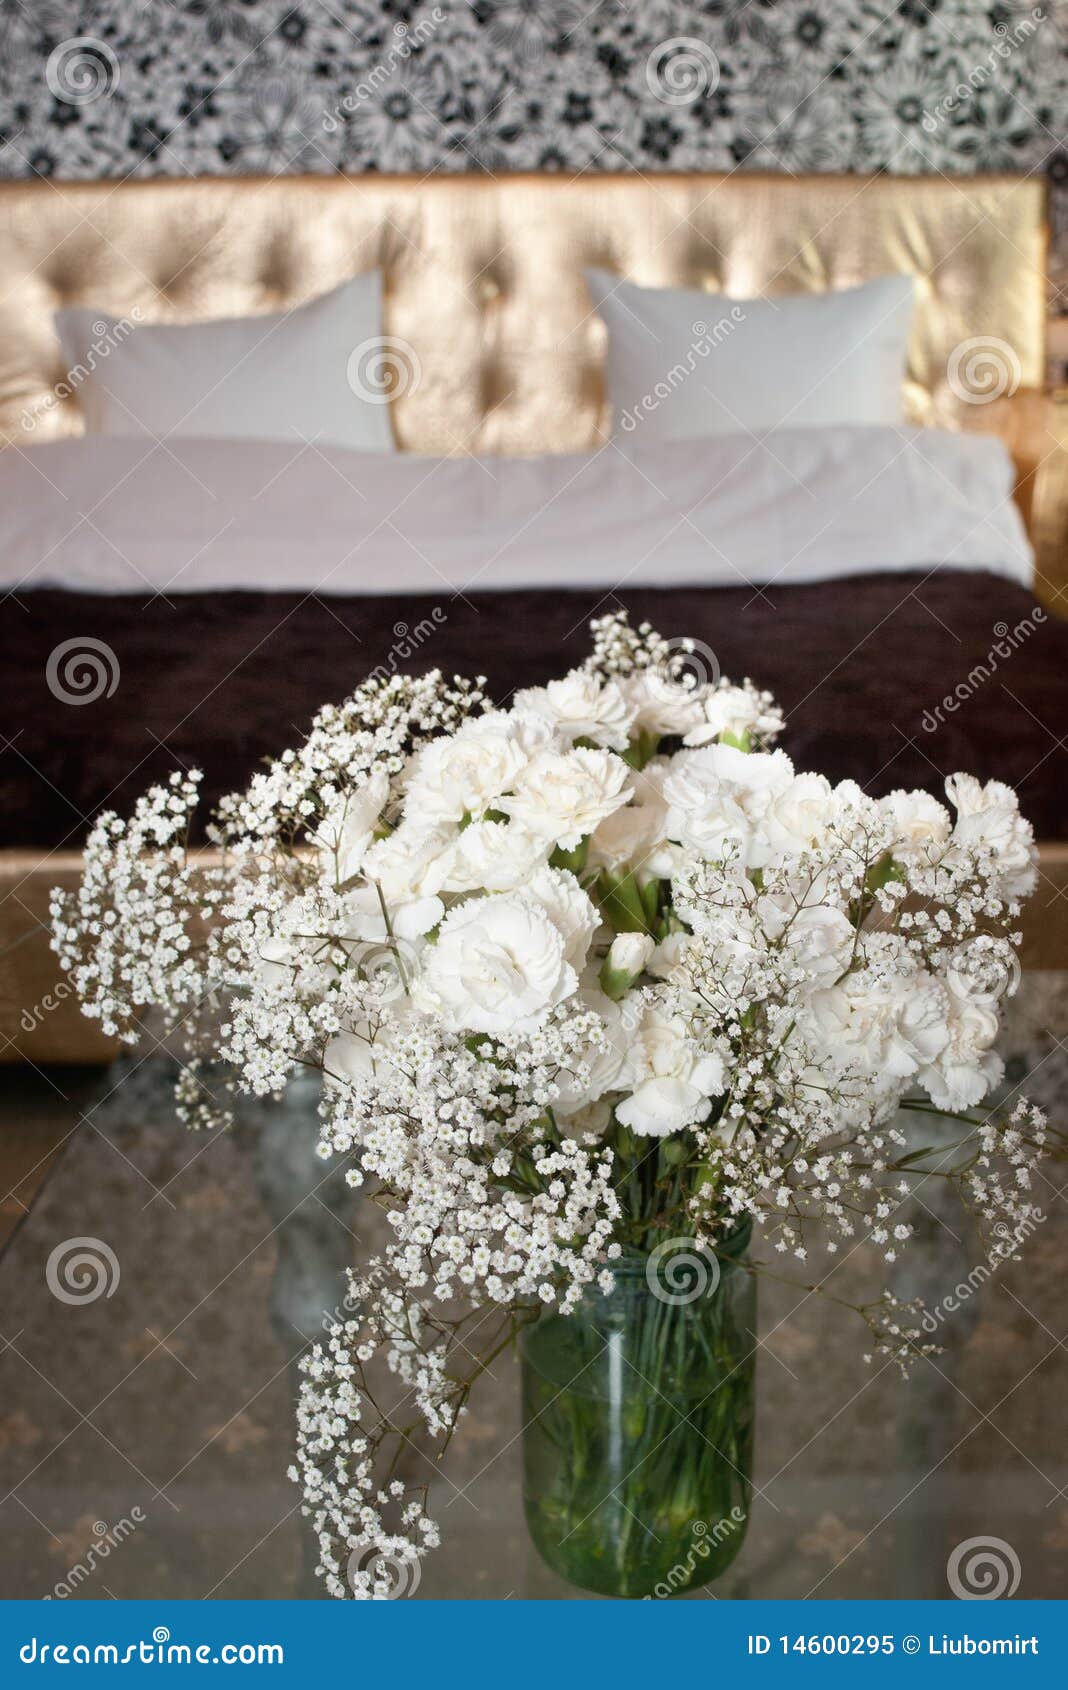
top-left (3, 570), bottom-right (1065, 848)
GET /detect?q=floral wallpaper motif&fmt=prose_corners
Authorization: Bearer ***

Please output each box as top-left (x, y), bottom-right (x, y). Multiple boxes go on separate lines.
top-left (0, 0), bottom-right (1064, 307)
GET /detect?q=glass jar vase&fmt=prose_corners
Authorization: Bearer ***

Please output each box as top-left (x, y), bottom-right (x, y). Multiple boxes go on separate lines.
top-left (520, 1226), bottom-right (755, 1599)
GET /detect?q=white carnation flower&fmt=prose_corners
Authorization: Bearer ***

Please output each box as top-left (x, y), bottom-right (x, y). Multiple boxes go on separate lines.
top-left (416, 899), bottom-right (571, 1034)
top-left (341, 883), bottom-right (443, 943)
top-left (323, 1011), bottom-right (415, 1093)
top-left (404, 715), bottom-right (533, 824)
top-left (663, 744), bottom-right (794, 861)
top-left (753, 771), bottom-right (837, 867)
top-left (588, 801), bottom-right (664, 873)
top-left (256, 932), bottom-right (298, 985)
top-left (361, 820), bottom-right (457, 900)
top-left (556, 1097), bottom-right (615, 1141)
top-left (663, 770), bottom-right (748, 860)
top-left (807, 947), bottom-right (949, 1086)
top-left (423, 820), bottom-right (550, 894)
top-left (527, 865), bottom-right (599, 971)
top-left (946, 773), bottom-right (1036, 899)
top-left (615, 1002), bottom-right (726, 1136)
top-left (918, 974), bottom-right (1003, 1110)
top-left (879, 789), bottom-right (951, 866)
top-left (587, 760), bottom-right (680, 879)
top-left (552, 988), bottom-right (632, 1113)
top-left (832, 778), bottom-right (882, 836)
top-left (683, 683), bottom-right (784, 747)
top-left (324, 1027), bottom-right (377, 1087)
top-left (513, 671), bottom-right (637, 751)
top-left (648, 931), bottom-right (695, 979)
top-left (757, 896), bottom-right (855, 989)
top-left (500, 747), bottom-right (632, 850)
top-left (621, 669), bottom-right (707, 737)
top-left (464, 708), bottom-right (554, 756)
top-left (415, 868), bottom-right (596, 1035)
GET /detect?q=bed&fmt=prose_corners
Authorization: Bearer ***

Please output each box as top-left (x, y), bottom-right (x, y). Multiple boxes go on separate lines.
top-left (1, 171), bottom-right (1067, 1061)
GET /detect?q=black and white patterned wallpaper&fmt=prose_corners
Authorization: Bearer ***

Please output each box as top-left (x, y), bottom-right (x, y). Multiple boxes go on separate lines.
top-left (0, 1), bottom-right (1065, 307)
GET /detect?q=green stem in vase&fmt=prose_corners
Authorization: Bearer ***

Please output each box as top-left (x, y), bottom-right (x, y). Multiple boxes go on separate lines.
top-left (520, 1221), bottom-right (755, 1599)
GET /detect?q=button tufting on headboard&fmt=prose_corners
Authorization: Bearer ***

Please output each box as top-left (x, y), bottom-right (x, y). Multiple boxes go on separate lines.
top-left (0, 171), bottom-right (1048, 456)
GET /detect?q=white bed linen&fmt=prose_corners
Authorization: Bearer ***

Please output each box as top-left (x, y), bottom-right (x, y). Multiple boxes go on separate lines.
top-left (0, 425), bottom-right (1031, 597)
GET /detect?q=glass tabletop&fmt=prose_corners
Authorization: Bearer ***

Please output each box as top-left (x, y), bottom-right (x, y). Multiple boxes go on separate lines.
top-left (1, 973), bottom-right (1066, 1601)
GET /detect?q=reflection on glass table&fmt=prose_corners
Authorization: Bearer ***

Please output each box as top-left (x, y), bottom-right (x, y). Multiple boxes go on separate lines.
top-left (0, 975), bottom-right (1065, 1601)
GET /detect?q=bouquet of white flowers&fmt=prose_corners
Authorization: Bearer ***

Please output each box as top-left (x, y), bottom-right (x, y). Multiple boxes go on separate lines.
top-left (53, 612), bottom-right (1047, 1600)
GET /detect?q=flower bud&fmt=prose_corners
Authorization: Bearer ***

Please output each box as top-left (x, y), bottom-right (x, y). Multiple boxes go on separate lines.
top-left (599, 932), bottom-right (655, 1001)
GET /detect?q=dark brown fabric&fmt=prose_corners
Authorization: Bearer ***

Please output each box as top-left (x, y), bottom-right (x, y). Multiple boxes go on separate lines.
top-left (4, 571), bottom-right (1066, 848)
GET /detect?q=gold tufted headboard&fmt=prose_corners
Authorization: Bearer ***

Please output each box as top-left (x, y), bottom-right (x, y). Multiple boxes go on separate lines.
top-left (0, 170), bottom-right (1064, 596)
top-left (0, 169), bottom-right (1048, 448)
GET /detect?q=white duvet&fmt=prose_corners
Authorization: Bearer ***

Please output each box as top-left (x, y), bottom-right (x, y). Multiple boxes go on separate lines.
top-left (0, 425), bottom-right (1032, 596)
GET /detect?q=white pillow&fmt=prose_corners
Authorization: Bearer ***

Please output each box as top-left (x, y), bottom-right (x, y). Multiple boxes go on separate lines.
top-left (586, 269), bottom-right (915, 444)
top-left (55, 272), bottom-right (395, 453)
